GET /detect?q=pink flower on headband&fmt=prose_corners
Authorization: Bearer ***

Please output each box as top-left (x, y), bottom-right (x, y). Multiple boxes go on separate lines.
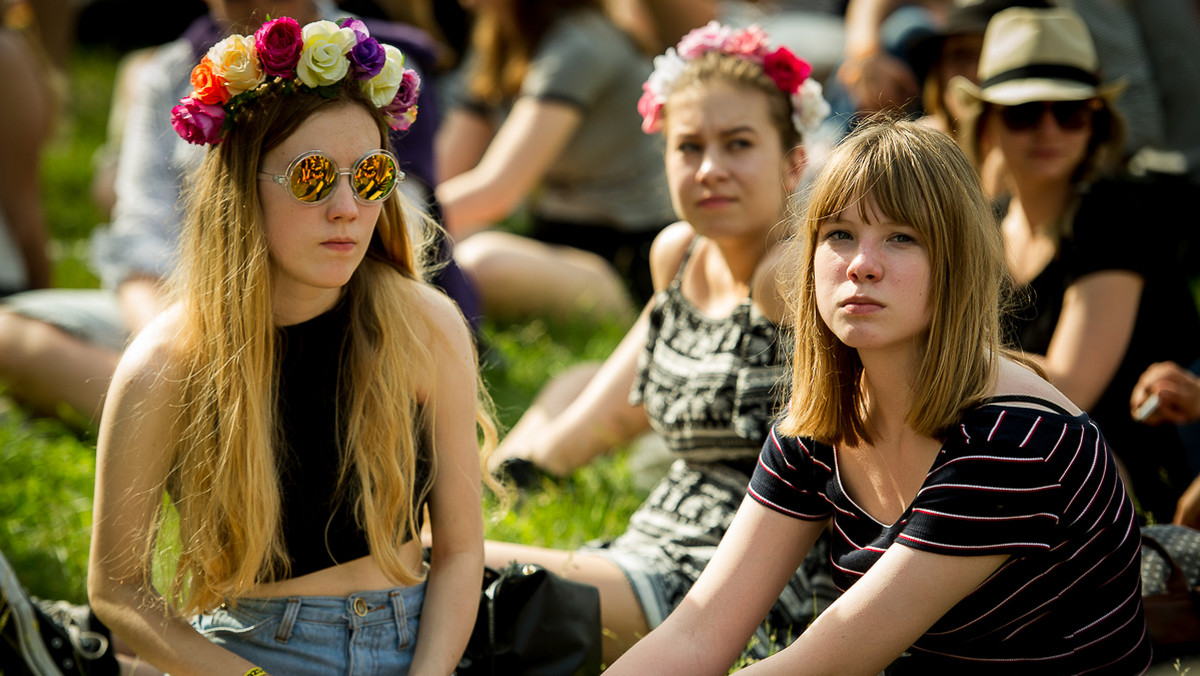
top-left (763, 47), bottom-right (812, 94)
top-left (171, 97), bottom-right (227, 145)
top-left (675, 21), bottom-right (731, 59)
top-left (383, 68), bottom-right (421, 130)
top-left (255, 17), bottom-right (302, 77)
top-left (637, 88), bottom-right (664, 134)
top-left (639, 22), bottom-right (828, 138)
top-left (722, 24), bottom-right (770, 61)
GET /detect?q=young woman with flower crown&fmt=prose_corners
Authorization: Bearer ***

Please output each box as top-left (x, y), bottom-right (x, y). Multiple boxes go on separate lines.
top-left (483, 23), bottom-right (839, 664)
top-left (606, 118), bottom-right (1152, 675)
top-left (87, 17), bottom-right (496, 676)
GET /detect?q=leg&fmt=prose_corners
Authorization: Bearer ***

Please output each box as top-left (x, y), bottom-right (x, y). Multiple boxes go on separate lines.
top-left (0, 310), bottom-right (120, 420)
top-left (455, 231), bottom-right (635, 322)
top-left (484, 541), bottom-right (650, 664)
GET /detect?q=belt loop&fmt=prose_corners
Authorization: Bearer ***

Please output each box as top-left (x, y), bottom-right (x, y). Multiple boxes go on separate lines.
top-left (275, 597), bottom-right (301, 643)
top-left (390, 590), bottom-right (411, 649)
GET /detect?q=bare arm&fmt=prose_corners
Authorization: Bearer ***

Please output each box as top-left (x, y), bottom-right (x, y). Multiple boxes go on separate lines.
top-left (410, 287), bottom-right (487, 675)
top-left (1039, 270), bottom-right (1143, 411)
top-left (610, 499), bottom-right (1006, 675)
top-left (116, 275), bottom-right (167, 335)
top-left (88, 311), bottom-right (261, 676)
top-left (435, 107), bottom-right (494, 184)
top-left (606, 498), bottom-right (829, 675)
top-left (436, 98), bottom-right (583, 239)
top-left (740, 545), bottom-right (1005, 676)
top-left (0, 31), bottom-right (52, 289)
top-left (836, 0), bottom-right (918, 112)
top-left (509, 306), bottom-right (653, 476)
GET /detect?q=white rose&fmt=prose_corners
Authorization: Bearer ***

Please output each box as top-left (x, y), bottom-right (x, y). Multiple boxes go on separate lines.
top-left (296, 20), bottom-right (357, 87)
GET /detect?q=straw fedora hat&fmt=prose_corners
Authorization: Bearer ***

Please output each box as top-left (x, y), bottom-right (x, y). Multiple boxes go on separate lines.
top-left (950, 6), bottom-right (1125, 106)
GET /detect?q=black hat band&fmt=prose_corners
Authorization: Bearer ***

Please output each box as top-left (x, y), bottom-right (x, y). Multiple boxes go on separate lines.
top-left (981, 64), bottom-right (1099, 89)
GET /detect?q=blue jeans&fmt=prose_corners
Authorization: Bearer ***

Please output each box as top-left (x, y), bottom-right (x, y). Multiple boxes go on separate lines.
top-left (192, 584), bottom-right (425, 676)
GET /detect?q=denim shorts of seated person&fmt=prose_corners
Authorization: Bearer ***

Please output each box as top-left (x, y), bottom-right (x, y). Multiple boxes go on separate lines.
top-left (192, 583), bottom-right (425, 676)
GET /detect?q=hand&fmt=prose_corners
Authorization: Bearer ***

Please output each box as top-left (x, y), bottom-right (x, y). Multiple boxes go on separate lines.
top-left (1174, 475), bottom-right (1200, 529)
top-left (1129, 361), bottom-right (1200, 426)
top-left (836, 51), bottom-right (919, 113)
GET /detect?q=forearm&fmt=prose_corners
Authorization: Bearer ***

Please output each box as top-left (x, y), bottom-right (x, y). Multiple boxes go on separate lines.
top-left (89, 581), bottom-right (258, 676)
top-left (435, 171), bottom-right (519, 240)
top-left (410, 544), bottom-right (484, 676)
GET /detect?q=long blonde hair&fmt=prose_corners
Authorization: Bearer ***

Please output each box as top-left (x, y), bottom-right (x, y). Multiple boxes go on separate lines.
top-left (165, 81), bottom-right (497, 614)
top-left (779, 119), bottom-right (1010, 446)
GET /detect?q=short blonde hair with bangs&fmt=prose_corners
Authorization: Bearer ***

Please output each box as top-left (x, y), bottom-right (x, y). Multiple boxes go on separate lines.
top-left (779, 119), bottom-right (1009, 446)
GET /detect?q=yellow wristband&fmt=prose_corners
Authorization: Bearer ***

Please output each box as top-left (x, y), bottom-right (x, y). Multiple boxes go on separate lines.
top-left (244, 669), bottom-right (268, 676)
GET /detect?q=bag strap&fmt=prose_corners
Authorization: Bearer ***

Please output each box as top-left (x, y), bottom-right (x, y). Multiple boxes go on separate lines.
top-left (1143, 533), bottom-right (1193, 595)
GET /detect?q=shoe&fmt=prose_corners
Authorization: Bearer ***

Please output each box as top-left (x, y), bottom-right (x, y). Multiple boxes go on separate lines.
top-left (0, 549), bottom-right (58, 674)
top-left (0, 551), bottom-right (118, 675)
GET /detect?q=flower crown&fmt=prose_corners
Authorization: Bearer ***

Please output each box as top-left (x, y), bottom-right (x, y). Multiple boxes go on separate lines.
top-left (637, 22), bottom-right (829, 138)
top-left (171, 17), bottom-right (422, 146)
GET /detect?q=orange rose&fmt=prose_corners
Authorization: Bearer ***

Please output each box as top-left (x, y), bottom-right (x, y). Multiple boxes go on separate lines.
top-left (190, 57), bottom-right (230, 105)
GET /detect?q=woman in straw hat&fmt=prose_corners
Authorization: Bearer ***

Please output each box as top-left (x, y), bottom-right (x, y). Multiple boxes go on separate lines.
top-left (954, 6), bottom-right (1200, 525)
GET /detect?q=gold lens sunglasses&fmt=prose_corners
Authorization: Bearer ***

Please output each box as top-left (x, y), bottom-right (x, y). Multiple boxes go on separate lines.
top-left (259, 149), bottom-right (403, 205)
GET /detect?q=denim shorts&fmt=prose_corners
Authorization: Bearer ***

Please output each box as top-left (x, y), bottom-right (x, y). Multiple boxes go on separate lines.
top-left (192, 583), bottom-right (425, 676)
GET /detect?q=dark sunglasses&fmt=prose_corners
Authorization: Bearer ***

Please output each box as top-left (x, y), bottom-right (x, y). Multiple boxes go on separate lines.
top-left (260, 149), bottom-right (403, 205)
top-left (996, 99), bottom-right (1099, 132)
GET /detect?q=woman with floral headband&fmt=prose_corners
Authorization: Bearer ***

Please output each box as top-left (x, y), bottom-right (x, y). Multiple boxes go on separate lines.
top-left (607, 117), bottom-right (1152, 675)
top-left (484, 22), bottom-right (838, 663)
top-left (86, 17), bottom-right (497, 676)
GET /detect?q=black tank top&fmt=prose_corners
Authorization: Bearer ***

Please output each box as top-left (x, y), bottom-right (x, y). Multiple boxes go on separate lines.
top-left (274, 295), bottom-right (429, 578)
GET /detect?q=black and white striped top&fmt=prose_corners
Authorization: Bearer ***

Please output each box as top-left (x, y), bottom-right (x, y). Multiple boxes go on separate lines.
top-left (749, 398), bottom-right (1152, 673)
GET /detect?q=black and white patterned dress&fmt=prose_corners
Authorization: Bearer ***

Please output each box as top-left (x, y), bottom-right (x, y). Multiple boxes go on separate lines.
top-left (585, 238), bottom-right (837, 657)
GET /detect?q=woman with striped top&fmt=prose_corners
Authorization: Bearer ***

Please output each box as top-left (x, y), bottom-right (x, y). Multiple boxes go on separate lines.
top-left (607, 119), bottom-right (1151, 674)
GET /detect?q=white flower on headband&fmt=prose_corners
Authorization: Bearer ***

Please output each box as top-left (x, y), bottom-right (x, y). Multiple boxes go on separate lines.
top-left (364, 44), bottom-right (406, 108)
top-left (792, 79), bottom-right (830, 139)
top-left (297, 20), bottom-right (357, 87)
top-left (208, 34), bottom-right (265, 96)
top-left (638, 21), bottom-right (829, 138)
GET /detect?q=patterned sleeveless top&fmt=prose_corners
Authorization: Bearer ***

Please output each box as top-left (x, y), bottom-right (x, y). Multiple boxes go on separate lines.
top-left (628, 238), bottom-right (789, 465)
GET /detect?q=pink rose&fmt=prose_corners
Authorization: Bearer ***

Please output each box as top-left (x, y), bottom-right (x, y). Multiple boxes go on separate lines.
top-left (637, 88), bottom-right (664, 134)
top-left (763, 47), bottom-right (812, 94)
top-left (254, 16), bottom-right (303, 77)
top-left (171, 97), bottom-right (227, 145)
top-left (723, 25), bottom-right (770, 61)
top-left (392, 68), bottom-right (420, 110)
top-left (676, 21), bottom-right (730, 59)
top-left (387, 105), bottom-right (418, 131)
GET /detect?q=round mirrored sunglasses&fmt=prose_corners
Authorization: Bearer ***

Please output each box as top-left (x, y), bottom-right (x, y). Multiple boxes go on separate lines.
top-left (260, 149), bottom-right (403, 205)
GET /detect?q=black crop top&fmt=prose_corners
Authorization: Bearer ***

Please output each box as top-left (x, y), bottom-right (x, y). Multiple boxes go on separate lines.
top-left (275, 295), bottom-right (431, 578)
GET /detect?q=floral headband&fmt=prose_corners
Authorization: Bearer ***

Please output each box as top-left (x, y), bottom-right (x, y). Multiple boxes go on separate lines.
top-left (637, 22), bottom-right (829, 138)
top-left (171, 17), bottom-right (421, 146)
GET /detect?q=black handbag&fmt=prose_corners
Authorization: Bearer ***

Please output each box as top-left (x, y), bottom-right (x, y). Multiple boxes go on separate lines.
top-left (457, 562), bottom-right (603, 676)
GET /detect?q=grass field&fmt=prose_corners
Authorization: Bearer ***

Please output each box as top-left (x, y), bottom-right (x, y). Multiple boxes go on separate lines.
top-left (0, 47), bottom-right (646, 609)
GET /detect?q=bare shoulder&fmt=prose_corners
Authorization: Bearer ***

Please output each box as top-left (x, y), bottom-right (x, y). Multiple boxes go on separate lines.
top-left (408, 280), bottom-right (474, 359)
top-left (649, 221), bottom-right (696, 293)
top-left (991, 357), bottom-right (1083, 416)
top-left (111, 304), bottom-right (188, 395)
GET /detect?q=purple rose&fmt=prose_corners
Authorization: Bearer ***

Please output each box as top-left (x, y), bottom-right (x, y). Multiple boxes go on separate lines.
top-left (339, 17), bottom-right (370, 40)
top-left (254, 16), bottom-right (302, 77)
top-left (171, 97), bottom-right (227, 145)
top-left (348, 36), bottom-right (386, 80)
